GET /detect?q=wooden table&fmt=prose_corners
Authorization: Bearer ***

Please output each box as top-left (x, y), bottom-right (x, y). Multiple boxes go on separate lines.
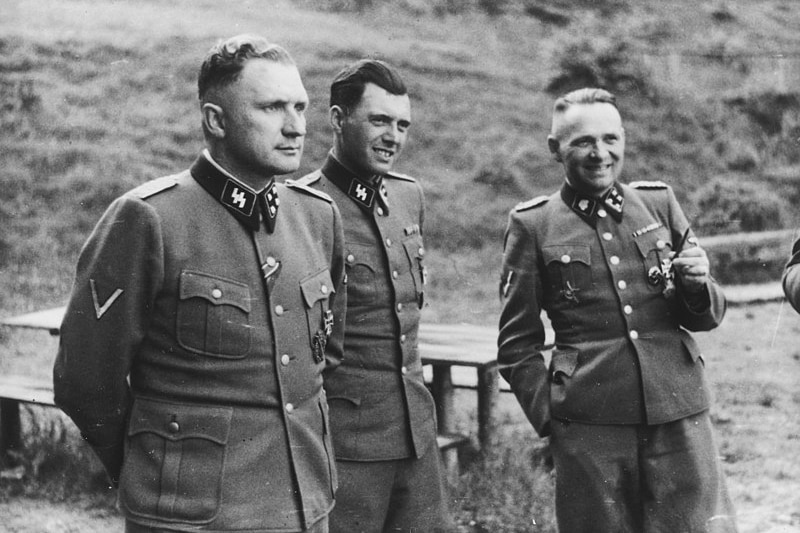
top-left (1, 307), bottom-right (553, 463)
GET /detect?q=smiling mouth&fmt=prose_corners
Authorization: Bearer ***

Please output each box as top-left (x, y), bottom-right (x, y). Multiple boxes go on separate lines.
top-left (373, 148), bottom-right (394, 159)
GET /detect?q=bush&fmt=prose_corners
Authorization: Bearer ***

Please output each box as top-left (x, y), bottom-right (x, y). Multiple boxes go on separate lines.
top-left (692, 176), bottom-right (791, 235)
top-left (546, 39), bottom-right (656, 100)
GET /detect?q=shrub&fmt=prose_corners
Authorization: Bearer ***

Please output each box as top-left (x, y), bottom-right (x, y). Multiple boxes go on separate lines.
top-left (692, 176), bottom-right (791, 235)
top-left (546, 39), bottom-right (656, 100)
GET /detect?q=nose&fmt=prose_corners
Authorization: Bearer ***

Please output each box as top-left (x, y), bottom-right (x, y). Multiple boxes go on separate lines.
top-left (283, 109), bottom-right (306, 138)
top-left (382, 123), bottom-right (402, 144)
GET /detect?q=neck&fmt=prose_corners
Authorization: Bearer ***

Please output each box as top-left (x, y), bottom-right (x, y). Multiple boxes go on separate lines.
top-left (205, 149), bottom-right (274, 191)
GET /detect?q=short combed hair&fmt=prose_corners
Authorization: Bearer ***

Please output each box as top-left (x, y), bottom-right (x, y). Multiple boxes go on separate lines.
top-left (198, 34), bottom-right (294, 101)
top-left (329, 59), bottom-right (407, 114)
top-left (551, 88), bottom-right (619, 134)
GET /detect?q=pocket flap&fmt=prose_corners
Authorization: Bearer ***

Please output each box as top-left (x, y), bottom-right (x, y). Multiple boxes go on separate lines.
top-left (550, 348), bottom-right (579, 377)
top-left (179, 270), bottom-right (251, 313)
top-left (128, 397), bottom-right (233, 444)
top-left (300, 269), bottom-right (334, 308)
top-left (542, 244), bottom-right (591, 266)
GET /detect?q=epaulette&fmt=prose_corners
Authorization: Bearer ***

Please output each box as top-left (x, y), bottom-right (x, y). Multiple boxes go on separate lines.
top-left (514, 195), bottom-right (549, 212)
top-left (292, 172), bottom-right (322, 187)
top-left (629, 180), bottom-right (668, 190)
top-left (385, 171), bottom-right (416, 183)
top-left (285, 179), bottom-right (333, 203)
top-left (130, 175), bottom-right (178, 199)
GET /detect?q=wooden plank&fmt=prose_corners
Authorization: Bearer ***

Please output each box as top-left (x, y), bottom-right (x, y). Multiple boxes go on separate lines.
top-left (0, 376), bottom-right (55, 406)
top-left (0, 306), bottom-right (65, 334)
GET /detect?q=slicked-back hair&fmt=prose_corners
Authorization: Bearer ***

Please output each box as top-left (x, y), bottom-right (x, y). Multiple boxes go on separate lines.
top-left (329, 59), bottom-right (407, 115)
top-left (550, 88), bottom-right (619, 135)
top-left (198, 34), bottom-right (295, 101)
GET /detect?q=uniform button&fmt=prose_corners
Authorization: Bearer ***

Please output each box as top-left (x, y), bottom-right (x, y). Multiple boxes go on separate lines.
top-left (630, 330), bottom-right (639, 340)
top-left (618, 280), bottom-right (627, 290)
top-left (386, 238), bottom-right (392, 247)
top-left (598, 209), bottom-right (607, 218)
top-left (603, 232), bottom-right (613, 241)
top-left (610, 256), bottom-right (620, 265)
top-left (400, 334), bottom-right (407, 343)
top-left (211, 288), bottom-right (222, 299)
top-left (624, 305), bottom-right (633, 315)
top-left (266, 256), bottom-right (277, 267)
top-left (167, 421), bottom-right (180, 434)
top-left (285, 403), bottom-right (294, 413)
top-left (396, 303), bottom-right (403, 312)
top-left (401, 366), bottom-right (408, 375)
top-left (346, 254), bottom-right (355, 263)
top-left (281, 354), bottom-right (291, 366)
top-left (320, 284), bottom-right (328, 294)
top-left (418, 247), bottom-right (425, 256)
top-left (275, 305), bottom-right (284, 316)
top-left (392, 271), bottom-right (399, 279)
top-left (561, 254), bottom-right (571, 264)
top-left (377, 206), bottom-right (384, 216)
top-left (656, 240), bottom-right (666, 250)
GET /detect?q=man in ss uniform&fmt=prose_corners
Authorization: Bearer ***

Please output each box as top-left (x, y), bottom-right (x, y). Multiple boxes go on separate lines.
top-left (298, 59), bottom-right (448, 532)
top-left (53, 34), bottom-right (345, 533)
top-left (497, 88), bottom-right (737, 532)
top-left (782, 238), bottom-right (800, 312)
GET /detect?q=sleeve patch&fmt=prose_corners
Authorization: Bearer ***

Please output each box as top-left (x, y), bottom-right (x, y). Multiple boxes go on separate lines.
top-left (514, 195), bottom-right (549, 212)
top-left (629, 180), bottom-right (668, 190)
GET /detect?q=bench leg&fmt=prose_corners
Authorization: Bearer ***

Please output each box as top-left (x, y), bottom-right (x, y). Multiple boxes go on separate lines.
top-left (477, 366), bottom-right (499, 453)
top-left (431, 365), bottom-right (459, 483)
top-left (0, 398), bottom-right (22, 466)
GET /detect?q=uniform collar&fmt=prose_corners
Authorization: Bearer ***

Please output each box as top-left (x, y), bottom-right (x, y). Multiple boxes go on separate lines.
top-left (191, 151), bottom-right (279, 233)
top-left (322, 154), bottom-right (389, 215)
top-left (560, 181), bottom-right (625, 228)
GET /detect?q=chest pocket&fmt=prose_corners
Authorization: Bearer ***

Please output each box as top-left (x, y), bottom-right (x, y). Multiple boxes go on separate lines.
top-left (402, 236), bottom-right (426, 309)
top-left (633, 227), bottom-right (673, 292)
top-left (300, 268), bottom-right (334, 365)
top-left (344, 243), bottom-right (380, 306)
top-left (177, 270), bottom-right (251, 358)
top-left (542, 244), bottom-right (592, 304)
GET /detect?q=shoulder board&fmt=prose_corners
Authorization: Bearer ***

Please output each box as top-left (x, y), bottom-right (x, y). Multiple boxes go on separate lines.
top-left (629, 180), bottom-right (668, 190)
top-left (293, 172), bottom-right (322, 187)
top-left (514, 195), bottom-right (549, 212)
top-left (385, 171), bottom-right (416, 183)
top-left (130, 175), bottom-right (178, 199)
top-left (284, 179), bottom-right (332, 203)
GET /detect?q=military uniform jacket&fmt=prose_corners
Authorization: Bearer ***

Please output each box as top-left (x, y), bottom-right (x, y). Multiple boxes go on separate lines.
top-left (298, 155), bottom-right (437, 461)
top-left (53, 154), bottom-right (346, 532)
top-left (498, 181), bottom-right (726, 437)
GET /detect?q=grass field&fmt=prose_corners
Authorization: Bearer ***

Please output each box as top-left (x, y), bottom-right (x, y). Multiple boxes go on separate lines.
top-left (1, 0), bottom-right (800, 531)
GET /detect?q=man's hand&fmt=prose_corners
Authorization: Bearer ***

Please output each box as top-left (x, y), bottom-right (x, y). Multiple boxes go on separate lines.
top-left (670, 246), bottom-right (710, 294)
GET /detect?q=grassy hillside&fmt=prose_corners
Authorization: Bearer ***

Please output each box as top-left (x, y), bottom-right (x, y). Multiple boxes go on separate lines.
top-left (2, 0), bottom-right (800, 317)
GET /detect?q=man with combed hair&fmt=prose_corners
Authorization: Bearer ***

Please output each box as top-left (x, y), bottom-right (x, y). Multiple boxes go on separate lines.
top-left (497, 87), bottom-right (737, 532)
top-left (298, 59), bottom-right (448, 532)
top-left (54, 34), bottom-right (345, 533)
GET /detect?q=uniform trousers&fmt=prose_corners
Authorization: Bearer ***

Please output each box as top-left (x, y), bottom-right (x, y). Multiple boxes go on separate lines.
top-left (124, 516), bottom-right (328, 533)
top-left (549, 410), bottom-right (737, 533)
top-left (329, 442), bottom-right (448, 533)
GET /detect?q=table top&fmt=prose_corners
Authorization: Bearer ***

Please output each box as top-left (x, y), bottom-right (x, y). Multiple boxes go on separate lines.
top-left (1, 306), bottom-right (554, 369)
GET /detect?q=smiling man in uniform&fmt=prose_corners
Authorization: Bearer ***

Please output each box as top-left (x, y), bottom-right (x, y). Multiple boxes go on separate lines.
top-left (498, 87), bottom-right (737, 532)
top-left (299, 59), bottom-right (448, 533)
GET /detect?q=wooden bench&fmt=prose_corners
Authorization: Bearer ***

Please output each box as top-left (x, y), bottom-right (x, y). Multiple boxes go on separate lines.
top-left (0, 375), bottom-right (55, 472)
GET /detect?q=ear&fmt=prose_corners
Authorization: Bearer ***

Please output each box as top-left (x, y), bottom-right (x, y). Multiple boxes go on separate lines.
top-left (329, 105), bottom-right (345, 133)
top-left (547, 135), bottom-right (562, 162)
top-left (202, 103), bottom-right (225, 139)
